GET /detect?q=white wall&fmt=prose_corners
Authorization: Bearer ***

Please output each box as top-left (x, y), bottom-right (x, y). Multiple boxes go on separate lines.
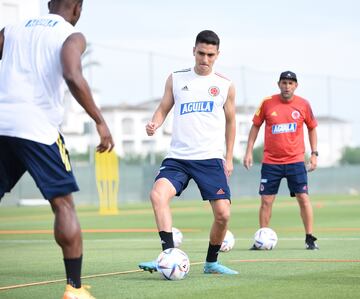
top-left (316, 121), bottom-right (352, 167)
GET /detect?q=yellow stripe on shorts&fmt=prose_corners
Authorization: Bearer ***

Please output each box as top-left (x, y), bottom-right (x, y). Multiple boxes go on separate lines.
top-left (56, 135), bottom-right (71, 172)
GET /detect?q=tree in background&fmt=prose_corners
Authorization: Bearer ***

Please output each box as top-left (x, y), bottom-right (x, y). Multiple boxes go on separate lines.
top-left (340, 147), bottom-right (360, 164)
top-left (253, 144), bottom-right (264, 164)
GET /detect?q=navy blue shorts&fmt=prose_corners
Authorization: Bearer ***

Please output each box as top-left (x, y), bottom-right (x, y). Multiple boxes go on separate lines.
top-left (259, 162), bottom-right (308, 197)
top-left (0, 135), bottom-right (79, 201)
top-left (155, 158), bottom-right (231, 200)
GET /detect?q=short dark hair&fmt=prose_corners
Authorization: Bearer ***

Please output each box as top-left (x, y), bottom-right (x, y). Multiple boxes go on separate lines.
top-left (195, 30), bottom-right (220, 48)
top-left (50, 0), bottom-right (83, 8)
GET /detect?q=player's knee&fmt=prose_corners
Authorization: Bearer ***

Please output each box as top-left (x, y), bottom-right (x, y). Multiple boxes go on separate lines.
top-left (50, 194), bottom-right (75, 213)
top-left (298, 199), bottom-right (311, 210)
top-left (296, 193), bottom-right (311, 207)
top-left (150, 188), bottom-right (167, 205)
top-left (214, 210), bottom-right (230, 226)
top-left (150, 188), bottom-right (159, 203)
top-left (261, 197), bottom-right (273, 208)
top-left (260, 202), bottom-right (270, 211)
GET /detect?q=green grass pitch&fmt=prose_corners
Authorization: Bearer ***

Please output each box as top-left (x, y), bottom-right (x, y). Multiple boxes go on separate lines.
top-left (0, 194), bottom-right (359, 298)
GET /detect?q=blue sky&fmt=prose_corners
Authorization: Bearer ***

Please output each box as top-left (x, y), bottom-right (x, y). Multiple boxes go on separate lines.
top-left (39, 0), bottom-right (360, 79)
top-left (40, 0), bottom-right (360, 143)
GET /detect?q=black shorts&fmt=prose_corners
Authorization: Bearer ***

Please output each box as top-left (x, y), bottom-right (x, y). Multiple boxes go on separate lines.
top-left (259, 162), bottom-right (308, 197)
top-left (0, 135), bottom-right (79, 201)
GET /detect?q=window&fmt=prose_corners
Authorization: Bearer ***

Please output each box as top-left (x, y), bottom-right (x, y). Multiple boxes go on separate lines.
top-left (141, 140), bottom-right (155, 153)
top-left (83, 122), bottom-right (92, 134)
top-left (238, 121), bottom-right (250, 137)
top-left (122, 118), bottom-right (134, 135)
top-left (122, 141), bottom-right (135, 154)
top-left (142, 117), bottom-right (150, 125)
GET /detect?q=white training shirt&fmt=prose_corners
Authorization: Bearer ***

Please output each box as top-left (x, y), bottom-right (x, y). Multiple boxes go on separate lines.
top-left (166, 67), bottom-right (232, 160)
top-left (0, 14), bottom-right (77, 144)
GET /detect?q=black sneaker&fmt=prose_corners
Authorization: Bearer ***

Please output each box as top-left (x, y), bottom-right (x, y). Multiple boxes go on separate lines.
top-left (305, 235), bottom-right (319, 250)
top-left (249, 244), bottom-right (260, 250)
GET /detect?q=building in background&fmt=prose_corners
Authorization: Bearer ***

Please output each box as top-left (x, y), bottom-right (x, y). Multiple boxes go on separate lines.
top-left (100, 100), bottom-right (256, 160)
top-left (316, 116), bottom-right (352, 167)
top-left (64, 99), bottom-right (256, 160)
top-left (62, 99), bottom-right (353, 167)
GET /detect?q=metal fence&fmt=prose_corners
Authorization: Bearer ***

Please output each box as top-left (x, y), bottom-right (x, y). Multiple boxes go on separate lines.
top-left (2, 162), bottom-right (359, 206)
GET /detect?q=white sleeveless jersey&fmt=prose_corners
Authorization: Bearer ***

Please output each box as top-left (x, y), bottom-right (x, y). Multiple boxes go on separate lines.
top-left (0, 14), bottom-right (77, 144)
top-left (167, 68), bottom-right (232, 160)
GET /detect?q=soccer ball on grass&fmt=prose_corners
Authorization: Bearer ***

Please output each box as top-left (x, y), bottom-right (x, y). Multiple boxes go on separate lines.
top-left (156, 248), bottom-right (190, 280)
top-left (220, 230), bottom-right (235, 252)
top-left (172, 227), bottom-right (183, 248)
top-left (253, 227), bottom-right (278, 250)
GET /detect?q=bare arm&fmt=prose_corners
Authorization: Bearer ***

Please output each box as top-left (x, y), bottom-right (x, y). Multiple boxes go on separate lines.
top-left (223, 83), bottom-right (236, 176)
top-left (0, 28), bottom-right (4, 60)
top-left (307, 127), bottom-right (318, 172)
top-left (145, 74), bottom-right (174, 136)
top-left (243, 124), bottom-right (261, 169)
top-left (60, 32), bottom-right (114, 152)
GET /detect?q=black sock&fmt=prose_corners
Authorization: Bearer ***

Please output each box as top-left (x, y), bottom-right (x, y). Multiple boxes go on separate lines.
top-left (206, 243), bottom-right (222, 263)
top-left (64, 255), bottom-right (82, 288)
top-left (306, 234), bottom-right (316, 241)
top-left (159, 231), bottom-right (174, 250)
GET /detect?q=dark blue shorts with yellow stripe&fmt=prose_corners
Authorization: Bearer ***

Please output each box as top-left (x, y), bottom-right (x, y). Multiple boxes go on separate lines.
top-left (0, 134), bottom-right (79, 200)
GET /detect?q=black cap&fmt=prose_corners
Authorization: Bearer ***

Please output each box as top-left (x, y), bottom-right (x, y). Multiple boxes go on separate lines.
top-left (279, 71), bottom-right (297, 82)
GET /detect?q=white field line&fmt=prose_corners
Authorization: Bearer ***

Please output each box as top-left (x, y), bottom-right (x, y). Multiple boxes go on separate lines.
top-left (1, 258), bottom-right (359, 291)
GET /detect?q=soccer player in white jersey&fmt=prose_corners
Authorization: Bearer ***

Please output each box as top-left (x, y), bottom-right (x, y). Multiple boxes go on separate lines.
top-left (0, 1), bottom-right (114, 298)
top-left (139, 30), bottom-right (238, 275)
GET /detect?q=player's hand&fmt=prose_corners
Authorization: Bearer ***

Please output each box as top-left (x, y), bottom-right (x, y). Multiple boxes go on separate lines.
top-left (225, 159), bottom-right (233, 177)
top-left (146, 121), bottom-right (159, 136)
top-left (96, 122), bottom-right (114, 152)
top-left (307, 155), bottom-right (317, 172)
top-left (243, 153), bottom-right (253, 170)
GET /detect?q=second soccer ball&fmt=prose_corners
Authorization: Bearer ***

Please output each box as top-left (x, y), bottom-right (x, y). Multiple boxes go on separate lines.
top-left (254, 227), bottom-right (278, 250)
top-left (172, 227), bottom-right (183, 248)
top-left (220, 230), bottom-right (235, 252)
